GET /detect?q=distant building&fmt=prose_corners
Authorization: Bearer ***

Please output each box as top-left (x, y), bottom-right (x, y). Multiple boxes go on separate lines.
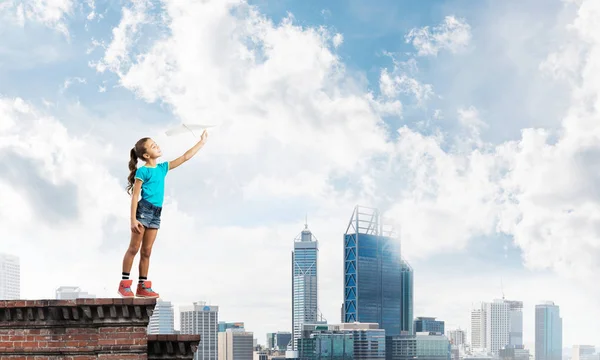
top-left (0, 253), bottom-right (20, 300)
top-left (297, 323), bottom-right (385, 360)
top-left (446, 329), bottom-right (466, 346)
top-left (386, 332), bottom-right (451, 360)
top-left (535, 302), bottom-right (562, 360)
top-left (180, 301), bottom-right (219, 360)
top-left (414, 317), bottom-right (445, 334)
top-left (499, 345), bottom-right (530, 360)
top-left (220, 322), bottom-right (245, 332)
top-left (573, 346), bottom-right (599, 360)
top-left (55, 286), bottom-right (95, 299)
top-left (148, 299), bottom-right (175, 334)
top-left (219, 329), bottom-right (254, 360)
top-left (343, 206), bottom-right (404, 336)
top-left (470, 299), bottom-right (523, 354)
top-left (292, 222), bottom-right (319, 350)
top-left (267, 332), bottom-right (292, 352)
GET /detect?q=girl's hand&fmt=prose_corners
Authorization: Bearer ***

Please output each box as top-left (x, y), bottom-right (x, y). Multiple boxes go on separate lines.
top-left (200, 130), bottom-right (208, 144)
top-left (131, 220), bottom-right (143, 234)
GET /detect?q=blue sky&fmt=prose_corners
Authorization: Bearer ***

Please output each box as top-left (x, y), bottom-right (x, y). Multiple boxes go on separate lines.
top-left (0, 0), bottom-right (598, 349)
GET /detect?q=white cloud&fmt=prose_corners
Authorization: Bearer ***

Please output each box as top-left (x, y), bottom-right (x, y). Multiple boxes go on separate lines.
top-left (405, 15), bottom-right (472, 56)
top-left (0, 0), bottom-right (74, 36)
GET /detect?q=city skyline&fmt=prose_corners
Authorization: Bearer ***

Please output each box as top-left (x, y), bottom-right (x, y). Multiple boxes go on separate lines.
top-left (1, 0), bottom-right (599, 349)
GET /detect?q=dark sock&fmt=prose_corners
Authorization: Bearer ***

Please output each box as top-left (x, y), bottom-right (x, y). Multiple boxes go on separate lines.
top-left (139, 276), bottom-right (147, 284)
top-left (122, 272), bottom-right (130, 280)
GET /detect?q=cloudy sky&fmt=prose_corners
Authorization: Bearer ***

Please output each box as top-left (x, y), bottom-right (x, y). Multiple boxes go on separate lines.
top-left (1, 0), bottom-right (599, 349)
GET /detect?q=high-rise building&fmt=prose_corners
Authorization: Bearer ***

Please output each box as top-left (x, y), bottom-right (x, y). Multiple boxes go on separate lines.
top-left (506, 301), bottom-right (523, 347)
top-left (181, 301), bottom-right (219, 360)
top-left (0, 253), bottom-right (20, 300)
top-left (218, 329), bottom-right (254, 360)
top-left (485, 300), bottom-right (510, 355)
top-left (572, 346), bottom-right (598, 360)
top-left (343, 206), bottom-right (403, 336)
top-left (400, 259), bottom-right (414, 334)
top-left (387, 332), bottom-right (451, 360)
top-left (470, 299), bottom-right (522, 355)
top-left (414, 317), bottom-right (445, 334)
top-left (447, 329), bottom-right (466, 346)
top-left (292, 222), bottom-right (318, 350)
top-left (471, 305), bottom-right (486, 351)
top-left (535, 302), bottom-right (562, 360)
top-left (55, 286), bottom-right (96, 299)
top-left (148, 299), bottom-right (175, 334)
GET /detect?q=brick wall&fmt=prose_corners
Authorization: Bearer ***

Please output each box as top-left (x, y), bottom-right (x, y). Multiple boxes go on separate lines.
top-left (0, 298), bottom-right (200, 360)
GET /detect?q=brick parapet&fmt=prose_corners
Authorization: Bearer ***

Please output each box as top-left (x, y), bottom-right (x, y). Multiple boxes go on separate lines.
top-left (0, 298), bottom-right (157, 359)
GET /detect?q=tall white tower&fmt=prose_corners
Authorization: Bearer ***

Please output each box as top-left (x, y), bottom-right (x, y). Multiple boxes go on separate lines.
top-left (291, 221), bottom-right (318, 350)
top-left (180, 301), bottom-right (219, 360)
top-left (0, 253), bottom-right (20, 300)
top-left (471, 299), bottom-right (521, 355)
top-left (148, 299), bottom-right (175, 334)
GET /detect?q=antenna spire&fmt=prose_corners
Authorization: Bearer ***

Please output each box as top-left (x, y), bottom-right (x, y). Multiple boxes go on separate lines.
top-left (305, 213), bottom-right (308, 229)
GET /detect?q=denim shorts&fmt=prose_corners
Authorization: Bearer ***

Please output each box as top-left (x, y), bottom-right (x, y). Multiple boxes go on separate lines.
top-left (136, 199), bottom-right (162, 229)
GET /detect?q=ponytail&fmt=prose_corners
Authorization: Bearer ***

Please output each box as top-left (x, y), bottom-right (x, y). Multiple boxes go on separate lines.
top-left (126, 148), bottom-right (138, 195)
top-left (126, 137), bottom-right (150, 195)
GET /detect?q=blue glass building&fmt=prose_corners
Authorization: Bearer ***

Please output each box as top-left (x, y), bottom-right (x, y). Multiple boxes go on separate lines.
top-left (343, 206), bottom-right (404, 336)
top-left (400, 260), bottom-right (414, 334)
top-left (535, 302), bottom-right (562, 360)
top-left (293, 222), bottom-right (319, 349)
top-left (414, 317), bottom-right (444, 335)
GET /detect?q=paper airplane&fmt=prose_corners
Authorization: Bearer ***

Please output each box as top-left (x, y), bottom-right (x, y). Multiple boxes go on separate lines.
top-left (165, 123), bottom-right (216, 137)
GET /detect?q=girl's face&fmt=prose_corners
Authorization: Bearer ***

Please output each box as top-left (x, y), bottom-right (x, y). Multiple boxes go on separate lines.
top-left (143, 139), bottom-right (162, 160)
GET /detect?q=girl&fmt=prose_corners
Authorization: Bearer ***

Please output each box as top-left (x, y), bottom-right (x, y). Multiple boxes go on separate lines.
top-left (118, 130), bottom-right (208, 298)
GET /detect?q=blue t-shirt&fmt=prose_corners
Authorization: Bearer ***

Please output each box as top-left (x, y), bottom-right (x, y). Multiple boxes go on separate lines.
top-left (135, 162), bottom-right (169, 207)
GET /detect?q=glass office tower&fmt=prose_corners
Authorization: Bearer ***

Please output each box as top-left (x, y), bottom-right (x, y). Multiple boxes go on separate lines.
top-left (343, 206), bottom-right (403, 336)
top-left (293, 222), bottom-right (319, 350)
top-left (535, 302), bottom-right (562, 360)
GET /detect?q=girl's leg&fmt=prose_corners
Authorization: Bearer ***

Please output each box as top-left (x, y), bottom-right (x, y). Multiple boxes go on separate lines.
top-left (139, 228), bottom-right (158, 278)
top-left (122, 227), bottom-right (146, 274)
top-left (136, 228), bottom-right (159, 298)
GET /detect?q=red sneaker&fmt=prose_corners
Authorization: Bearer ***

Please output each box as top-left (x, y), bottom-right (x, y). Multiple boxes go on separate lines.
top-left (136, 281), bottom-right (159, 298)
top-left (118, 280), bottom-right (135, 298)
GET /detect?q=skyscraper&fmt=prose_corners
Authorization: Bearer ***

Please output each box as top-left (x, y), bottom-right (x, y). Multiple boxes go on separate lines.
top-left (343, 206), bottom-right (403, 336)
top-left (470, 305), bottom-right (486, 350)
top-left (485, 300), bottom-right (510, 354)
top-left (507, 301), bottom-right (523, 347)
top-left (471, 299), bottom-right (522, 355)
top-left (180, 301), bottom-right (219, 360)
top-left (292, 221), bottom-right (318, 350)
top-left (400, 258), bottom-right (414, 334)
top-left (148, 299), bottom-right (175, 334)
top-left (535, 302), bottom-right (562, 360)
top-left (0, 253), bottom-right (20, 300)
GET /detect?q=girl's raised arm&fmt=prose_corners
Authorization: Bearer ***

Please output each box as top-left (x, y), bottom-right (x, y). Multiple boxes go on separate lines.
top-left (169, 130), bottom-right (208, 170)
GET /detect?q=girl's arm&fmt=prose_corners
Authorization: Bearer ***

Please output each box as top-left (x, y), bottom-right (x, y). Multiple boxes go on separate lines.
top-left (169, 130), bottom-right (208, 170)
top-left (131, 180), bottom-right (143, 234)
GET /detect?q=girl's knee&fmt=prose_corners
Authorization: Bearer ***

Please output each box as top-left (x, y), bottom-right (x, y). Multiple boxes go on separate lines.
top-left (140, 247), bottom-right (152, 259)
top-left (127, 245), bottom-right (140, 256)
